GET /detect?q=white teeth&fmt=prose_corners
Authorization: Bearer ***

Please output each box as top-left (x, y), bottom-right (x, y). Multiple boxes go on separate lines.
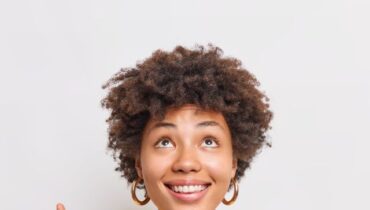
top-left (170, 185), bottom-right (207, 193)
top-left (189, 186), bottom-right (194, 192)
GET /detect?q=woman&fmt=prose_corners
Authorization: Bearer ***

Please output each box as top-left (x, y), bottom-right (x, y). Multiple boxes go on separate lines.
top-left (56, 44), bottom-right (272, 210)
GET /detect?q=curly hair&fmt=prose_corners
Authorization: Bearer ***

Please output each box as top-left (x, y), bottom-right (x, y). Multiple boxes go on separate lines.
top-left (101, 44), bottom-right (272, 184)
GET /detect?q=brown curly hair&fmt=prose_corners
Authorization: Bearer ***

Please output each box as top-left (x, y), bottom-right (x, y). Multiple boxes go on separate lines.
top-left (101, 44), bottom-right (272, 184)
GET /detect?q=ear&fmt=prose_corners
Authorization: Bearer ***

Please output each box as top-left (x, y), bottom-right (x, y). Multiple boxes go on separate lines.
top-left (231, 158), bottom-right (238, 179)
top-left (135, 156), bottom-right (143, 179)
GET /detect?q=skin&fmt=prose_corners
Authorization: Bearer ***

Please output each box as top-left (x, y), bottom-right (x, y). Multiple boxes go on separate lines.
top-left (56, 204), bottom-right (65, 210)
top-left (55, 104), bottom-right (237, 210)
top-left (136, 104), bottom-right (237, 210)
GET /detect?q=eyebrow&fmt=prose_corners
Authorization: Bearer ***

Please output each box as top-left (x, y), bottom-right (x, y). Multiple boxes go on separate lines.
top-left (148, 120), bottom-right (225, 134)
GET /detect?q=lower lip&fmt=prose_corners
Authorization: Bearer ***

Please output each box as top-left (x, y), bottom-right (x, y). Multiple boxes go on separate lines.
top-left (166, 185), bottom-right (209, 202)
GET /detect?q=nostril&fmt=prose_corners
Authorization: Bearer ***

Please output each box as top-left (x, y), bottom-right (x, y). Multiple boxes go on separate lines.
top-left (171, 156), bottom-right (202, 173)
top-left (173, 166), bottom-right (201, 173)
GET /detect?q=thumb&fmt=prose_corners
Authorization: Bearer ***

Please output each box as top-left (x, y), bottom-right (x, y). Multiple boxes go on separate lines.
top-left (56, 203), bottom-right (65, 210)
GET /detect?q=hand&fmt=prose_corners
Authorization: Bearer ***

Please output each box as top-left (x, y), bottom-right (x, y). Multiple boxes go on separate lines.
top-left (56, 203), bottom-right (65, 210)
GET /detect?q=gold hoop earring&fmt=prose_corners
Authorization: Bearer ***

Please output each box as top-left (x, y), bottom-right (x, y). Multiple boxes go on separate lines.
top-left (131, 178), bottom-right (150, 205)
top-left (222, 178), bottom-right (239, 205)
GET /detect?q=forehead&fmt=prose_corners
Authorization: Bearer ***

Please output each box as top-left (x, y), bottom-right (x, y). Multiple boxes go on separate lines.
top-left (141, 104), bottom-right (233, 142)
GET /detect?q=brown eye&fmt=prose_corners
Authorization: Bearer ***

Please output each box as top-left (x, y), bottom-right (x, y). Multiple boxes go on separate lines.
top-left (155, 138), bottom-right (174, 148)
top-left (201, 137), bottom-right (219, 148)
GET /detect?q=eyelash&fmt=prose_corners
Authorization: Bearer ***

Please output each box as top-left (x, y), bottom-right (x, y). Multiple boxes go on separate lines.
top-left (154, 136), bottom-right (220, 148)
top-left (154, 137), bottom-right (174, 148)
top-left (201, 136), bottom-right (219, 147)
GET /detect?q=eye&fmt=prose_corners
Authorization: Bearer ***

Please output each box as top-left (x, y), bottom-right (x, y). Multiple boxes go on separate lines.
top-left (201, 137), bottom-right (219, 148)
top-left (155, 137), bottom-right (175, 148)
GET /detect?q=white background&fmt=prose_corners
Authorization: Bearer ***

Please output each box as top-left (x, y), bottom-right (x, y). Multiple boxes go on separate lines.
top-left (1, 0), bottom-right (369, 210)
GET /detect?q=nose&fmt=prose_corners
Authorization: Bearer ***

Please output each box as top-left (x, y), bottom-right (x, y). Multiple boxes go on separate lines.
top-left (172, 146), bottom-right (201, 173)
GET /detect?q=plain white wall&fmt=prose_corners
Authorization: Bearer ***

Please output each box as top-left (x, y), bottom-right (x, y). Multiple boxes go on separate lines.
top-left (1, 0), bottom-right (369, 210)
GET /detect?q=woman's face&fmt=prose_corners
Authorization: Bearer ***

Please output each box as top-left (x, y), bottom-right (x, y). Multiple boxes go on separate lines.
top-left (136, 104), bottom-right (237, 210)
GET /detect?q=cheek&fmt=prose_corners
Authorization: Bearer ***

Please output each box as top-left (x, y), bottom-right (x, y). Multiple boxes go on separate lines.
top-left (140, 148), bottom-right (172, 181)
top-left (202, 151), bottom-right (234, 182)
top-left (139, 148), bottom-right (175, 202)
top-left (201, 151), bottom-right (235, 203)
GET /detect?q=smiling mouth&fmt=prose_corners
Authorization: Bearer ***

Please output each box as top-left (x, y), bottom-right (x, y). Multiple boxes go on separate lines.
top-left (165, 184), bottom-right (210, 194)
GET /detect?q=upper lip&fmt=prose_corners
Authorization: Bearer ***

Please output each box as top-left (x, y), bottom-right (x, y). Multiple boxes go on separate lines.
top-left (164, 179), bottom-right (211, 186)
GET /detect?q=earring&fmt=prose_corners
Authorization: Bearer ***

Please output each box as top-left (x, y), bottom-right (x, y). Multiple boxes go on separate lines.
top-left (222, 178), bottom-right (239, 205)
top-left (131, 178), bottom-right (150, 205)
